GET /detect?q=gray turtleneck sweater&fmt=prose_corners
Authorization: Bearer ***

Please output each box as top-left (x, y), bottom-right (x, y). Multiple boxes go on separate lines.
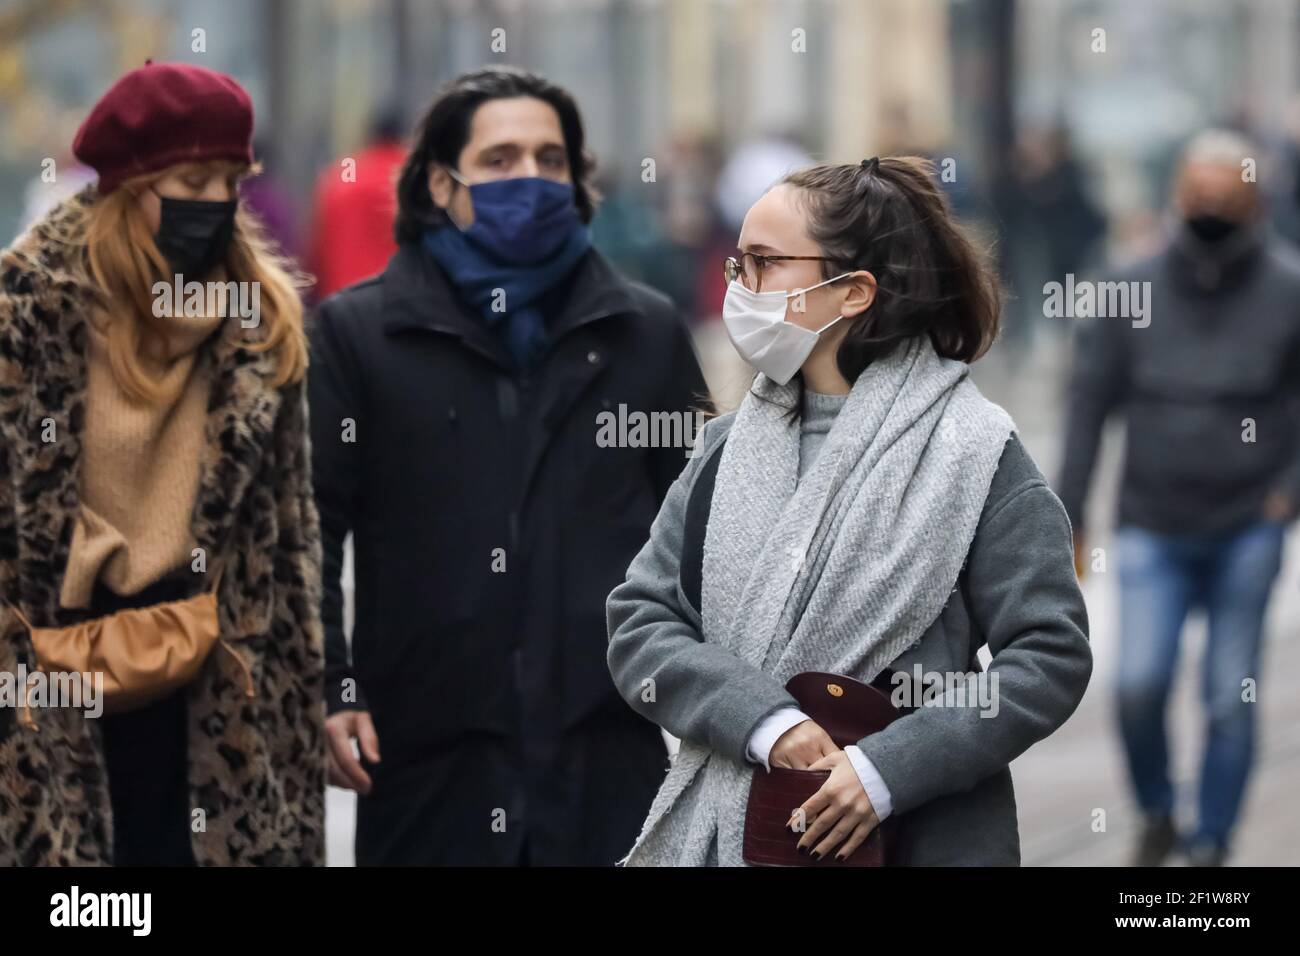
top-left (799, 388), bottom-right (850, 481)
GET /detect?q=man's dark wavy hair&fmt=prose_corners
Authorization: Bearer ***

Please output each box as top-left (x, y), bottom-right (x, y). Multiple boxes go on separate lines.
top-left (393, 66), bottom-right (600, 244)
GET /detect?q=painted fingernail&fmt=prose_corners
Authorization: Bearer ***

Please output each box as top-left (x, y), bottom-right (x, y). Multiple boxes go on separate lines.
top-left (798, 845), bottom-right (808, 854)
top-left (811, 851), bottom-right (822, 860)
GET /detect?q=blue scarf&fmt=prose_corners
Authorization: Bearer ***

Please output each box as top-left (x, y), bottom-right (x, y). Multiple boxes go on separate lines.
top-left (423, 222), bottom-right (591, 369)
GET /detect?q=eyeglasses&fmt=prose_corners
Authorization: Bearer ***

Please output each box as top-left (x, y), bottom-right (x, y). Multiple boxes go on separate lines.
top-left (724, 252), bottom-right (837, 293)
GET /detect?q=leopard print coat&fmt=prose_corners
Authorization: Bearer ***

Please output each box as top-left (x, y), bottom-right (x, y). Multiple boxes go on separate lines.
top-left (0, 188), bottom-right (326, 865)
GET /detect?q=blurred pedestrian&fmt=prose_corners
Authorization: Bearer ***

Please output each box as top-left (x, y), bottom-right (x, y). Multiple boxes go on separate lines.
top-left (309, 66), bottom-right (707, 865)
top-left (1002, 126), bottom-right (1107, 356)
top-left (240, 137), bottom-right (301, 260)
top-left (608, 157), bottom-right (1092, 866)
top-left (1263, 96), bottom-right (1300, 249)
top-left (307, 111), bottom-right (406, 300)
top-left (1058, 129), bottom-right (1300, 866)
top-left (0, 61), bottom-right (325, 866)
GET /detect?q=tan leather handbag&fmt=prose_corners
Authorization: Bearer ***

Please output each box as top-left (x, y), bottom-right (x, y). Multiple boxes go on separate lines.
top-left (3, 566), bottom-right (253, 727)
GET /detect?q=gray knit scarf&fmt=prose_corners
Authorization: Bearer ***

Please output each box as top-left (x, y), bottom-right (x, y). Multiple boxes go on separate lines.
top-left (620, 335), bottom-right (1015, 866)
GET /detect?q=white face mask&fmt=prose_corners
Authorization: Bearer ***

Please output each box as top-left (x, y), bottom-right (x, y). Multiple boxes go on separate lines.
top-left (721, 274), bottom-right (849, 385)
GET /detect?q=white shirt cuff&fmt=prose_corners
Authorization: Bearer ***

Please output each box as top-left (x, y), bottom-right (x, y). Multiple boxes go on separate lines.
top-left (845, 744), bottom-right (893, 821)
top-left (745, 707), bottom-right (810, 771)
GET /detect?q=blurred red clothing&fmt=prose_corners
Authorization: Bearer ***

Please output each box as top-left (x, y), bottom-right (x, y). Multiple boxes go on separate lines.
top-left (308, 139), bottom-right (406, 299)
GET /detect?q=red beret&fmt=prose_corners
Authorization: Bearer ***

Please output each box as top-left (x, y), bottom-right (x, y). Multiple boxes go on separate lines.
top-left (73, 60), bottom-right (255, 194)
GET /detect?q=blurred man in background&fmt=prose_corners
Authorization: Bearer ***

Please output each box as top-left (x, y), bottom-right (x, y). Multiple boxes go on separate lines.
top-left (240, 137), bottom-right (301, 260)
top-left (308, 67), bottom-right (707, 865)
top-left (1002, 125), bottom-right (1107, 358)
top-left (1058, 130), bottom-right (1300, 866)
top-left (307, 111), bottom-right (406, 299)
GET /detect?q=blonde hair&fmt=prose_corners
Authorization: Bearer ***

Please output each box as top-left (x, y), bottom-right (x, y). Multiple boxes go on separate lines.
top-left (83, 162), bottom-right (308, 403)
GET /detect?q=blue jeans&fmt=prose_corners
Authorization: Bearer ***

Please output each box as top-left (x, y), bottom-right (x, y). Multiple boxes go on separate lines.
top-left (1114, 519), bottom-right (1285, 850)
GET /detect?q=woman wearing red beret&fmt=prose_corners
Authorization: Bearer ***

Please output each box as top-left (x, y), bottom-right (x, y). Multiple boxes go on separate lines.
top-left (0, 61), bottom-right (326, 865)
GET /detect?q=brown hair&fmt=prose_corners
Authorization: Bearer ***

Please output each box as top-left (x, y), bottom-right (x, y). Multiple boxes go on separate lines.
top-left (83, 161), bottom-right (308, 402)
top-left (780, 156), bottom-right (1001, 382)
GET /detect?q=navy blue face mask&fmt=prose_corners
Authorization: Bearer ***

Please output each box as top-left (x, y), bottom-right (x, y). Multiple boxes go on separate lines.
top-left (446, 170), bottom-right (581, 266)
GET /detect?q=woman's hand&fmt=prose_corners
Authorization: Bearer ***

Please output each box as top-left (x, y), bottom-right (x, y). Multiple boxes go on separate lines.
top-left (769, 719), bottom-right (837, 769)
top-left (788, 750), bottom-right (879, 861)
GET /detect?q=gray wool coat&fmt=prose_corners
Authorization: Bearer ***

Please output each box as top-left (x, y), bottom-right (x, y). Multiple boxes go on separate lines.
top-left (607, 411), bottom-right (1093, 865)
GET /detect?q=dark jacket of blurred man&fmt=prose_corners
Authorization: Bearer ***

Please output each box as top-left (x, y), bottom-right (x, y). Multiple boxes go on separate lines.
top-left (307, 114), bottom-right (406, 300)
top-left (1058, 130), bottom-right (1300, 867)
top-left (308, 67), bottom-right (708, 865)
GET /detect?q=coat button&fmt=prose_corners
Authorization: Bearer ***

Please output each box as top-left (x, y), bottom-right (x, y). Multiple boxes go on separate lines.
top-left (587, 350), bottom-right (601, 365)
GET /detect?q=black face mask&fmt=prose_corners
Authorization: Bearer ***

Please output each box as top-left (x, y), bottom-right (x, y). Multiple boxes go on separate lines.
top-left (153, 192), bottom-right (238, 279)
top-left (1185, 213), bottom-right (1241, 243)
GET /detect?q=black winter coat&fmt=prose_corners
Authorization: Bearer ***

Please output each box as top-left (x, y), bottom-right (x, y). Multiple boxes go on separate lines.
top-left (308, 243), bottom-right (707, 865)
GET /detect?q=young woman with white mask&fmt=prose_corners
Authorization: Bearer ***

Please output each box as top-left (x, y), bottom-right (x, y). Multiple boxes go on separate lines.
top-left (607, 156), bottom-right (1092, 866)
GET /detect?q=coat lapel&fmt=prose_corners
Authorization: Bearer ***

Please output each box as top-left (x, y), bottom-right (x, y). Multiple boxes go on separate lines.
top-left (514, 252), bottom-right (637, 510)
top-left (7, 191), bottom-right (94, 627)
top-left (379, 244), bottom-right (639, 516)
top-left (189, 307), bottom-right (281, 603)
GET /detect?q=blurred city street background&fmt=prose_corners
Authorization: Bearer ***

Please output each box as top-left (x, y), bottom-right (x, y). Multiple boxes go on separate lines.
top-left (3, 0), bottom-right (1299, 866)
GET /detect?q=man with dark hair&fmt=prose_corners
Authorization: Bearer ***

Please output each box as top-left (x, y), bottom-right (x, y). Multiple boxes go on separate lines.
top-left (308, 66), bottom-right (707, 865)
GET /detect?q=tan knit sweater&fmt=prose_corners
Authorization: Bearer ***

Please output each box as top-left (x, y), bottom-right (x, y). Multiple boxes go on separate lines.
top-left (59, 306), bottom-right (224, 609)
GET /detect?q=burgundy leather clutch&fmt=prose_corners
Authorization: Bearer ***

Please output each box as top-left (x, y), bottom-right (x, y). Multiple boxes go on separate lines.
top-left (742, 670), bottom-right (908, 867)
